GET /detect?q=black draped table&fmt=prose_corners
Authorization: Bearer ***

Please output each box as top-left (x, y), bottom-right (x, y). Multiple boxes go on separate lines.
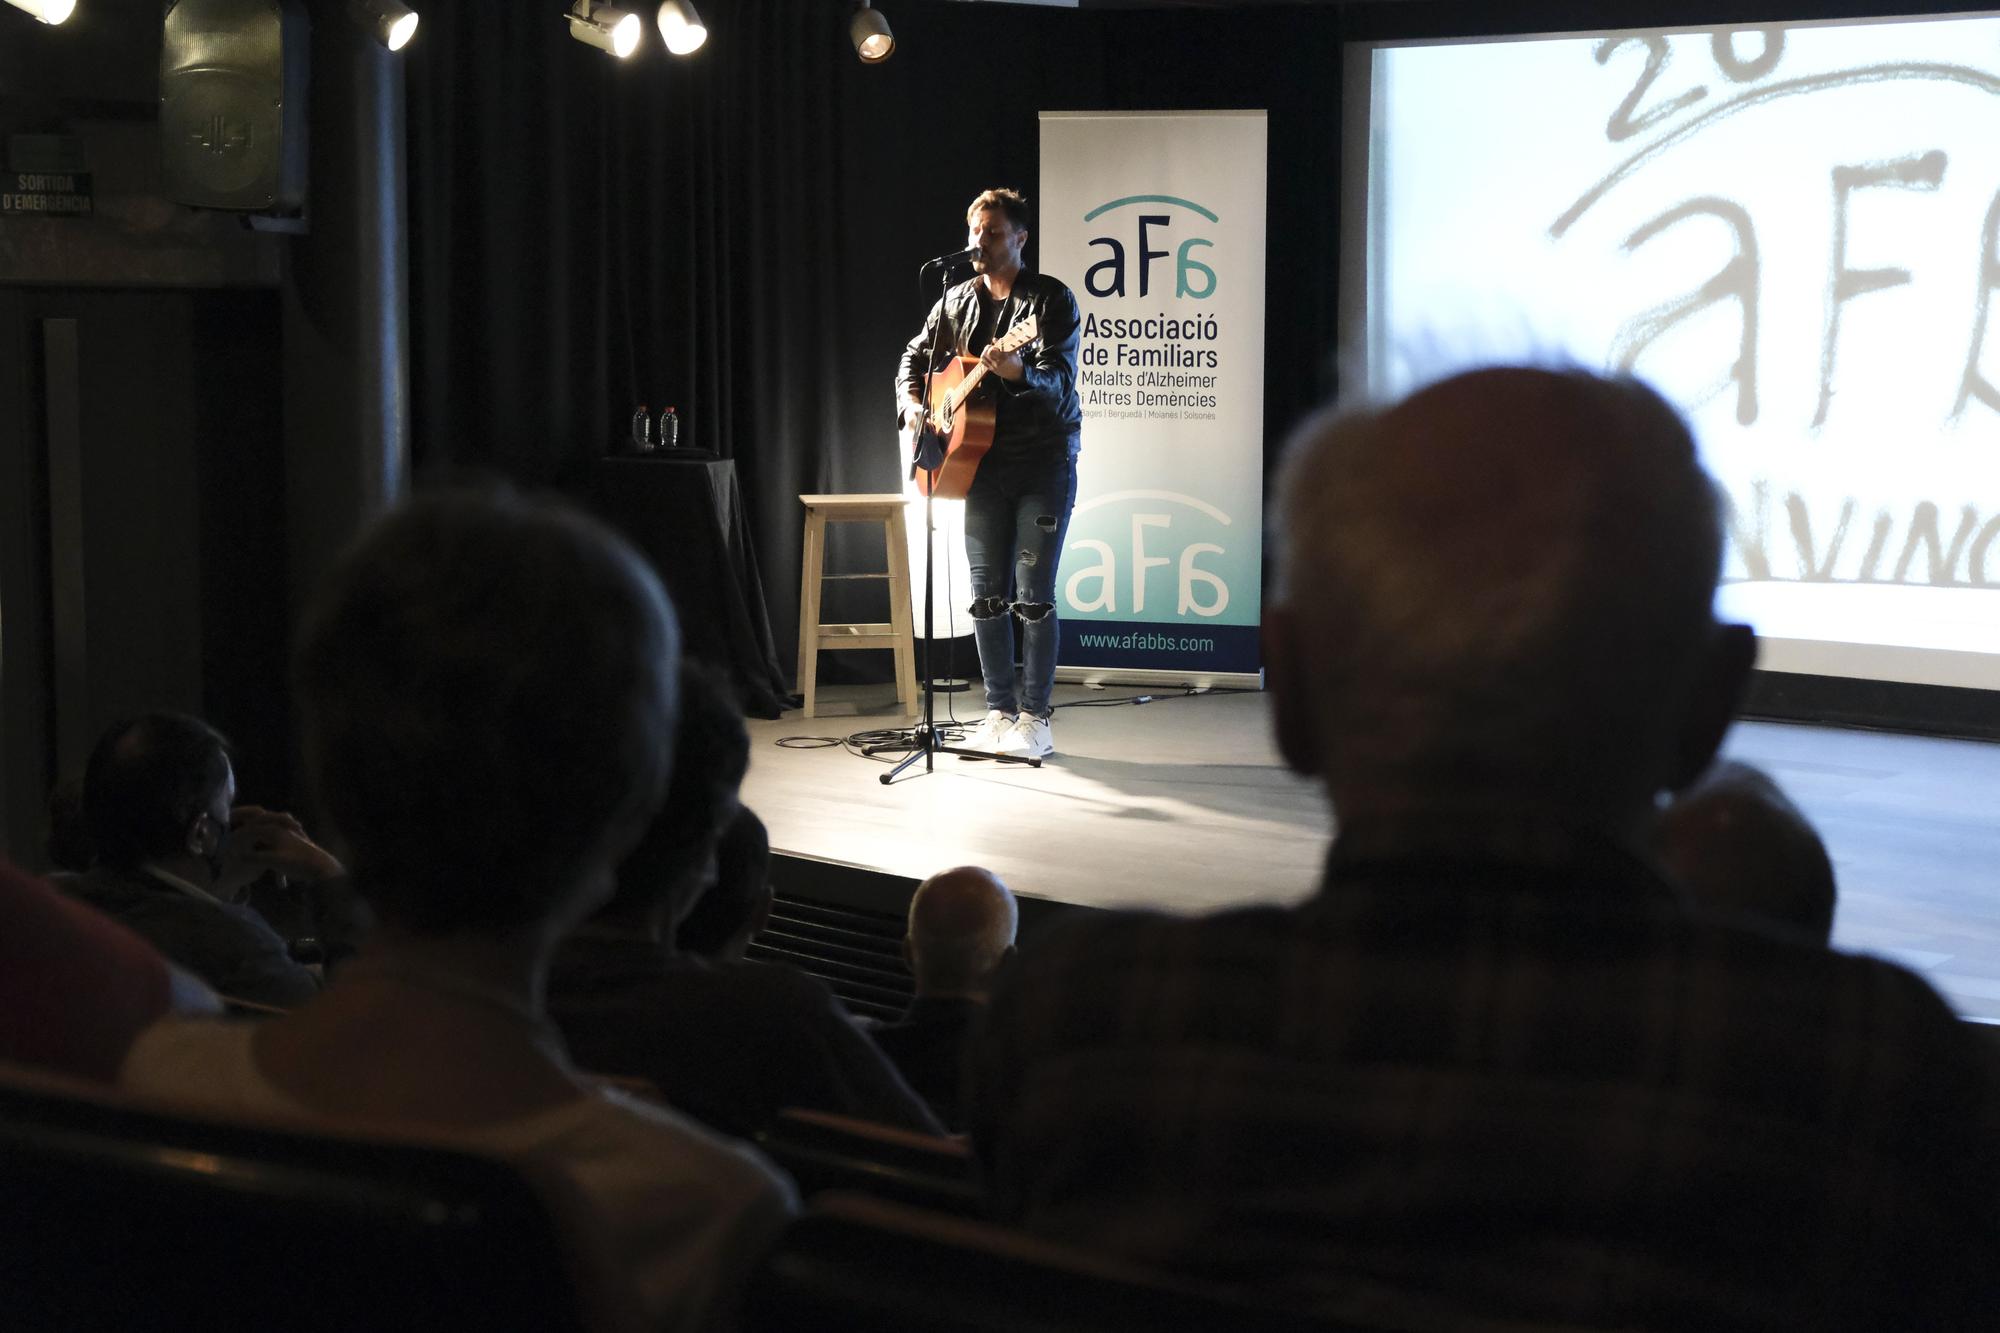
top-left (588, 454), bottom-right (792, 719)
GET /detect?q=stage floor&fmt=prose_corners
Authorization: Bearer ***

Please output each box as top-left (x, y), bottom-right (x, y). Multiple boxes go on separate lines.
top-left (744, 683), bottom-right (2000, 1021)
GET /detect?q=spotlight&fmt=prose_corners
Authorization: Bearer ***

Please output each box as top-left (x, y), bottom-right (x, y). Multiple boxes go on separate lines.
top-left (568, 0), bottom-right (642, 58)
top-left (849, 1), bottom-right (892, 63)
top-left (348, 0), bottom-right (418, 51)
top-left (3, 0), bottom-right (75, 24)
top-left (655, 0), bottom-right (703, 55)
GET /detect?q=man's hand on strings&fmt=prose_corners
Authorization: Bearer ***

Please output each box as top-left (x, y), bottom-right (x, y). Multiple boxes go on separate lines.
top-left (901, 400), bottom-right (928, 433)
top-left (980, 344), bottom-right (1025, 382)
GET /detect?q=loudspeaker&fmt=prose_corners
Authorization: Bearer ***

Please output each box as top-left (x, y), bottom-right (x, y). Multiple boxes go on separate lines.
top-left (160, 0), bottom-right (310, 213)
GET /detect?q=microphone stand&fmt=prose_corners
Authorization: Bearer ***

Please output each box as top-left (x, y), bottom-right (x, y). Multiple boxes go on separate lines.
top-left (875, 255), bottom-right (1041, 784)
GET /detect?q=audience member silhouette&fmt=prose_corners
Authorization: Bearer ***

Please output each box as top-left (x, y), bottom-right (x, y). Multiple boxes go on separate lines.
top-left (870, 865), bottom-right (1017, 1131)
top-left (59, 712), bottom-right (340, 1007)
top-left (675, 805), bottom-right (774, 962)
top-left (1655, 759), bottom-right (1837, 943)
top-left (970, 367), bottom-right (2000, 1330)
top-left (117, 488), bottom-right (795, 1333)
top-left (0, 858), bottom-right (216, 1081)
top-left (549, 664), bottom-right (941, 1138)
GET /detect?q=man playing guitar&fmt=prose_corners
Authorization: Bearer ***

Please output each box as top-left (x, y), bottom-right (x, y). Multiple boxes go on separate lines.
top-left (896, 188), bottom-right (1083, 760)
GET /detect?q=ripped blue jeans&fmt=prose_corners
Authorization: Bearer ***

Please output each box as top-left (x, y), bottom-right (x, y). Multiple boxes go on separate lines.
top-left (962, 450), bottom-right (1077, 719)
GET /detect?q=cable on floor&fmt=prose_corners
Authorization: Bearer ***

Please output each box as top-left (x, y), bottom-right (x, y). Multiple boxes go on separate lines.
top-left (770, 683), bottom-right (1256, 760)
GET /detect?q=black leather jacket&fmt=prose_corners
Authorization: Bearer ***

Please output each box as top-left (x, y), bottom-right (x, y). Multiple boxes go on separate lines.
top-left (896, 270), bottom-right (1083, 456)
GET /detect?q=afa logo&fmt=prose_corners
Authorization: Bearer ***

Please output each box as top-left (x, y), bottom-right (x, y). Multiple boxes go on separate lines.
top-left (1063, 489), bottom-right (1234, 618)
top-left (1083, 196), bottom-right (1218, 301)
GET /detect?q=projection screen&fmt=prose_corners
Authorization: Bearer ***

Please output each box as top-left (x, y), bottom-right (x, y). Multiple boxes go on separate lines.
top-left (1344, 12), bottom-right (2000, 692)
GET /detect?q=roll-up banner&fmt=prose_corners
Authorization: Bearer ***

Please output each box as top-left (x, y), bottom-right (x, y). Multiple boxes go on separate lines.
top-left (1040, 110), bottom-right (1268, 684)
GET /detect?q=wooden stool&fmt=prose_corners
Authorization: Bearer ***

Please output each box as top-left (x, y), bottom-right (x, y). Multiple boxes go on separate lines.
top-left (797, 494), bottom-right (918, 719)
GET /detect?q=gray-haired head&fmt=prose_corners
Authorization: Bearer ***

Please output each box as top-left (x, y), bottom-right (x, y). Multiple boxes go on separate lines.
top-left (1268, 365), bottom-right (1754, 831)
top-left (907, 865), bottom-right (1019, 999)
top-left (296, 485), bottom-right (680, 939)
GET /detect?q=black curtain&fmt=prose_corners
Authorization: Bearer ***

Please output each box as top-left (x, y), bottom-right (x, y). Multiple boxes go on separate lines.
top-left (405, 0), bottom-right (1343, 680)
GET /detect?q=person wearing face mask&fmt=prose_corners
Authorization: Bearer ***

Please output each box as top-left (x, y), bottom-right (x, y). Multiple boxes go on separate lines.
top-left (56, 712), bottom-right (343, 1008)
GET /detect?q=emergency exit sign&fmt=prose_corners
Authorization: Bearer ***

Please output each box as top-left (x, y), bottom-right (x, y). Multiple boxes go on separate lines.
top-left (2, 171), bottom-right (93, 216)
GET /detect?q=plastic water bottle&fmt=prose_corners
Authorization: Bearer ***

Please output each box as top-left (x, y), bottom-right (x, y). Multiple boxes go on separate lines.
top-left (658, 405), bottom-right (680, 449)
top-left (630, 404), bottom-right (651, 452)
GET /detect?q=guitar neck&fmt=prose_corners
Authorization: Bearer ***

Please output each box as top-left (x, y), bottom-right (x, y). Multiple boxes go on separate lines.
top-left (941, 317), bottom-right (1037, 415)
top-left (948, 364), bottom-right (991, 412)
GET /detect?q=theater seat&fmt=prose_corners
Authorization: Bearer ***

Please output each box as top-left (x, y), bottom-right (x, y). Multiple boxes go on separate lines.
top-left (758, 1107), bottom-right (981, 1214)
top-left (0, 1063), bottom-right (587, 1331)
top-left (744, 1191), bottom-right (1361, 1333)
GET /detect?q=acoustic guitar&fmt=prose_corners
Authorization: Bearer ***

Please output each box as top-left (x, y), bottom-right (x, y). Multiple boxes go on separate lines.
top-left (905, 314), bottom-right (1041, 500)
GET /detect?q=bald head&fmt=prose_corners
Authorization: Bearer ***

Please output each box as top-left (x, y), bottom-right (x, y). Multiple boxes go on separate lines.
top-left (1270, 367), bottom-right (1753, 825)
top-left (1655, 761), bottom-right (1836, 943)
top-left (907, 865), bottom-right (1018, 998)
top-left (83, 713), bottom-right (233, 872)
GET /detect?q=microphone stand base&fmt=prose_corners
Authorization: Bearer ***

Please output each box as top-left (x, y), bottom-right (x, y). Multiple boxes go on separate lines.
top-left (871, 723), bottom-right (1042, 784)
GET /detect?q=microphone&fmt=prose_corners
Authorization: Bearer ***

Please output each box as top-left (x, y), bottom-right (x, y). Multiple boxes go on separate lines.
top-left (920, 247), bottom-right (979, 269)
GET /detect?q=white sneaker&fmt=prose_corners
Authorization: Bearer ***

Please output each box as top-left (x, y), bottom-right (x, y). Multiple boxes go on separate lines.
top-left (961, 710), bottom-right (1017, 753)
top-left (998, 713), bottom-right (1053, 759)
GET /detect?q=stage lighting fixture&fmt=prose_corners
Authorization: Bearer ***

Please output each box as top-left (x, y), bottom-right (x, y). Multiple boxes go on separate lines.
top-left (348, 0), bottom-right (418, 51)
top-left (568, 0), bottom-right (642, 58)
top-left (655, 0), bottom-right (704, 55)
top-left (850, 1), bottom-right (892, 63)
top-left (3, 0), bottom-right (76, 24)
